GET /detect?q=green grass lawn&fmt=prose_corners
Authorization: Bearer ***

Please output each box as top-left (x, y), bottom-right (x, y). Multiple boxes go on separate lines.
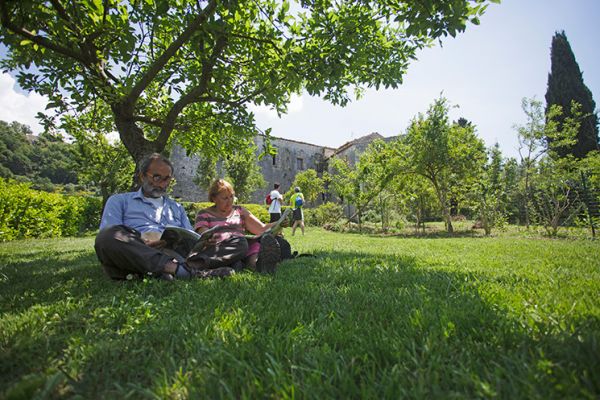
top-left (1, 228), bottom-right (599, 399)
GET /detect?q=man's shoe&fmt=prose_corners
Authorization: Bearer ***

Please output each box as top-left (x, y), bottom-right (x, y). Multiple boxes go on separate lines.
top-left (160, 273), bottom-right (175, 281)
top-left (256, 233), bottom-right (281, 274)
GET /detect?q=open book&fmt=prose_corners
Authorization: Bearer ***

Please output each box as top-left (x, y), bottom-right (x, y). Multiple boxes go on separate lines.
top-left (161, 208), bottom-right (291, 248)
top-left (160, 224), bottom-right (228, 247)
top-left (244, 208), bottom-right (291, 239)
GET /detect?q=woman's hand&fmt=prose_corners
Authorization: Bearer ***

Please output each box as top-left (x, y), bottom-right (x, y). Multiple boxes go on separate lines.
top-left (195, 228), bottom-right (220, 247)
top-left (200, 235), bottom-right (219, 247)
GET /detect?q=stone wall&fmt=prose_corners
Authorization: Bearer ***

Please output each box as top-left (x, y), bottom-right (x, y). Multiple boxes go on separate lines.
top-left (170, 135), bottom-right (335, 203)
top-left (170, 132), bottom-right (394, 203)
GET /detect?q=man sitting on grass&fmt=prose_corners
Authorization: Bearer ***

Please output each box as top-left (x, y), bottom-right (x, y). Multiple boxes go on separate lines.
top-left (94, 153), bottom-right (233, 281)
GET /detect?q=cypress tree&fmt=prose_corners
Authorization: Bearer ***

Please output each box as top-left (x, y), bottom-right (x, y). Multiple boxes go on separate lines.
top-left (545, 31), bottom-right (599, 158)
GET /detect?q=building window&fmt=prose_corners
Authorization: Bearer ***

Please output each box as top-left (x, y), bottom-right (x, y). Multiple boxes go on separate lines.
top-left (296, 157), bottom-right (304, 170)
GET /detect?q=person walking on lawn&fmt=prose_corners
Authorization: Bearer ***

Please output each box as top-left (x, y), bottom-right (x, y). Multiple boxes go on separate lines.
top-left (290, 187), bottom-right (305, 236)
top-left (268, 182), bottom-right (284, 223)
top-left (94, 153), bottom-right (233, 281)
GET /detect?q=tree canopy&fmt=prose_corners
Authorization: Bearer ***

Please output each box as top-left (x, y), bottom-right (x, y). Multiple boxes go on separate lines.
top-left (545, 31), bottom-right (599, 158)
top-left (400, 97), bottom-right (486, 232)
top-left (0, 119), bottom-right (78, 185)
top-left (0, 0), bottom-right (497, 165)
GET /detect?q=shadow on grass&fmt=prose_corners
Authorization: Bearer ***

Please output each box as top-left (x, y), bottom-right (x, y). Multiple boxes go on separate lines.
top-left (1, 245), bottom-right (598, 398)
top-left (0, 250), bottom-right (104, 313)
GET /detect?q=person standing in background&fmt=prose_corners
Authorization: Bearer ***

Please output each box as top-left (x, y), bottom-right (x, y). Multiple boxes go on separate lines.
top-left (290, 187), bottom-right (305, 236)
top-left (268, 182), bottom-right (284, 223)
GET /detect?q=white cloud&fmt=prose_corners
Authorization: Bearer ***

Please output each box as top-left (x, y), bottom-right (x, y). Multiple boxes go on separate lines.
top-left (248, 93), bottom-right (304, 119)
top-left (0, 72), bottom-right (48, 134)
top-left (287, 93), bottom-right (303, 113)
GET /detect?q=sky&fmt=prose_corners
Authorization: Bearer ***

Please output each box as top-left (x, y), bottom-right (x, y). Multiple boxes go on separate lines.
top-left (1, 0), bottom-right (599, 159)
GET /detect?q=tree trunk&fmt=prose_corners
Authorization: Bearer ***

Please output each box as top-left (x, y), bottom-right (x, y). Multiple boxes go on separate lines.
top-left (111, 103), bottom-right (163, 165)
top-left (111, 103), bottom-right (167, 189)
top-left (430, 177), bottom-right (453, 233)
top-left (379, 194), bottom-right (386, 233)
top-left (444, 206), bottom-right (454, 233)
top-left (482, 211), bottom-right (491, 235)
top-left (439, 191), bottom-right (454, 233)
top-left (524, 171), bottom-right (531, 229)
top-left (358, 209), bottom-right (362, 233)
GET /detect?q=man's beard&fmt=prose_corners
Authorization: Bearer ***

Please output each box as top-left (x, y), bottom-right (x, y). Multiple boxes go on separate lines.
top-left (142, 181), bottom-right (166, 198)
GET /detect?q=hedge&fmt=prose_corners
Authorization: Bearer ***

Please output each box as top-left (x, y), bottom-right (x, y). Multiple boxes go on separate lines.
top-left (0, 178), bottom-right (102, 241)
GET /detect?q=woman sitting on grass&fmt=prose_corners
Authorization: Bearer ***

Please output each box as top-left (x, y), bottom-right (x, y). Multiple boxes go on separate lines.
top-left (190, 179), bottom-right (281, 273)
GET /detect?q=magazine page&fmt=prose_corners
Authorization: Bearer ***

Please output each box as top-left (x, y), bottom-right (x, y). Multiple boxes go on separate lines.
top-left (161, 226), bottom-right (201, 241)
top-left (245, 208), bottom-right (291, 239)
top-left (161, 224), bottom-right (236, 244)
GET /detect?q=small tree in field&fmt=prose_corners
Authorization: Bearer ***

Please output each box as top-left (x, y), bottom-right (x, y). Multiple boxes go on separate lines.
top-left (531, 157), bottom-right (582, 236)
top-left (515, 97), bottom-right (548, 228)
top-left (287, 169), bottom-right (324, 206)
top-left (402, 97), bottom-right (486, 233)
top-left (390, 173), bottom-right (437, 234)
top-left (224, 146), bottom-right (266, 203)
top-left (327, 139), bottom-right (400, 231)
top-left (327, 156), bottom-right (364, 227)
top-left (470, 143), bottom-right (508, 235)
top-left (530, 102), bottom-right (589, 236)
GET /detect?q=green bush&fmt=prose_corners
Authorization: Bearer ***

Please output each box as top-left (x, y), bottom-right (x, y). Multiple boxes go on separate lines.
top-left (306, 202), bottom-right (344, 226)
top-left (182, 201), bottom-right (213, 224)
top-left (0, 178), bottom-right (101, 241)
top-left (244, 203), bottom-right (270, 223)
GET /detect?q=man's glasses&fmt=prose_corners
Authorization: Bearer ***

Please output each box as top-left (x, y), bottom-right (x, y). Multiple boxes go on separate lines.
top-left (146, 174), bottom-right (172, 183)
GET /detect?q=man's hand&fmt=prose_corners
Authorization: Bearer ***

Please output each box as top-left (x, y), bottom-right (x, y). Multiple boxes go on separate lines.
top-left (141, 231), bottom-right (165, 248)
top-left (145, 239), bottom-right (167, 248)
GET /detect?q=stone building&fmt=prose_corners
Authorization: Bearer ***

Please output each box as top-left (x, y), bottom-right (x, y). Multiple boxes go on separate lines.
top-left (170, 132), bottom-right (389, 203)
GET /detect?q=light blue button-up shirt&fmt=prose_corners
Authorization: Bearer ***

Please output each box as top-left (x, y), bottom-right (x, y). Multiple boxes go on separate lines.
top-left (99, 189), bottom-right (193, 233)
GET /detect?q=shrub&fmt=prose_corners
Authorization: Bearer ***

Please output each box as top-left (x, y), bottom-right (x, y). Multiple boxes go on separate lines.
top-left (308, 202), bottom-right (345, 226)
top-left (0, 178), bottom-right (101, 241)
top-left (245, 204), bottom-right (270, 223)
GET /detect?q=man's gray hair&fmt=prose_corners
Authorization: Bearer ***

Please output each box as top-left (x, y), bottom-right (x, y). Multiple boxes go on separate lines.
top-left (139, 153), bottom-right (173, 175)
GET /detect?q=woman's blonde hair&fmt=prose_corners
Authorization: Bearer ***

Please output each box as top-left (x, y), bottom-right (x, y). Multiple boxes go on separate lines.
top-left (208, 179), bottom-right (235, 202)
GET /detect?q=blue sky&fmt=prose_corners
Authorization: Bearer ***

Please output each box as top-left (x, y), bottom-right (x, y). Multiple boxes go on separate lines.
top-left (1, 0), bottom-right (598, 159)
top-left (250, 0), bottom-right (600, 159)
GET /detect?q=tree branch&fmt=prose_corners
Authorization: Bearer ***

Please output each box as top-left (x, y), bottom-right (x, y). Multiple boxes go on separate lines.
top-left (1, 1), bottom-right (119, 85)
top-left (0, 2), bottom-right (88, 64)
top-left (155, 33), bottom-right (228, 149)
top-left (124, 0), bottom-right (219, 106)
top-left (228, 31), bottom-right (284, 55)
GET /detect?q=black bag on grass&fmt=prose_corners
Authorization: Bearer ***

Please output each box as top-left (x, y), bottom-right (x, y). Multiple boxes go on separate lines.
top-left (275, 236), bottom-right (296, 260)
top-left (275, 236), bottom-right (315, 260)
